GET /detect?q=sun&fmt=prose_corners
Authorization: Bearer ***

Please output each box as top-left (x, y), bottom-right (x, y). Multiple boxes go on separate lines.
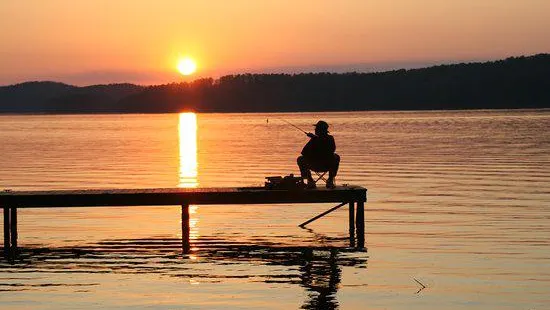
top-left (177, 57), bottom-right (197, 76)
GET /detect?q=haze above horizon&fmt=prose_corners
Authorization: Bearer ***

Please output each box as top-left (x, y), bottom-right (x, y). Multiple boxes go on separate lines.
top-left (1, 0), bottom-right (549, 86)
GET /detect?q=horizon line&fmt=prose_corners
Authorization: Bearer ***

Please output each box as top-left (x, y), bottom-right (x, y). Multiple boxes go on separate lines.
top-left (1, 53), bottom-right (547, 88)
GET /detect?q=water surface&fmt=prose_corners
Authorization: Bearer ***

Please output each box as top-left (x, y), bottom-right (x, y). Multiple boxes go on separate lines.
top-left (1, 110), bottom-right (549, 309)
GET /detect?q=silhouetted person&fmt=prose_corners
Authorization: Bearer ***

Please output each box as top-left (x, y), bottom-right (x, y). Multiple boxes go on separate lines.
top-left (297, 121), bottom-right (340, 189)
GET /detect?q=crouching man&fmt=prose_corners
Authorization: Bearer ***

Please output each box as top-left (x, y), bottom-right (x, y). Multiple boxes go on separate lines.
top-left (297, 120), bottom-right (340, 189)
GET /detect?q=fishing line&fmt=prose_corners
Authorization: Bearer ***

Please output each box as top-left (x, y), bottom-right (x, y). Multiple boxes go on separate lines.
top-left (275, 118), bottom-right (308, 135)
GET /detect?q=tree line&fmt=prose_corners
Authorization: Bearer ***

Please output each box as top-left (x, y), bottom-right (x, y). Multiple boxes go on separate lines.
top-left (1, 54), bottom-right (548, 113)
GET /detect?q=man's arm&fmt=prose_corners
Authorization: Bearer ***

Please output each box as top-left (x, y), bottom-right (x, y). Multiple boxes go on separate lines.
top-left (329, 135), bottom-right (336, 153)
top-left (301, 138), bottom-right (315, 157)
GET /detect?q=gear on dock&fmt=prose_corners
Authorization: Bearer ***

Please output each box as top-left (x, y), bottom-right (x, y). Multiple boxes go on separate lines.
top-left (264, 174), bottom-right (306, 190)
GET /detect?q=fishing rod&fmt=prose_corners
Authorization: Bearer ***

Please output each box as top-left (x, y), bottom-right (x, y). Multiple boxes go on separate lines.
top-left (275, 118), bottom-right (312, 136)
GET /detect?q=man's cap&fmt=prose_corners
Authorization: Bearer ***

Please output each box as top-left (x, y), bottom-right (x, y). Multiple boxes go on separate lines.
top-left (313, 120), bottom-right (329, 132)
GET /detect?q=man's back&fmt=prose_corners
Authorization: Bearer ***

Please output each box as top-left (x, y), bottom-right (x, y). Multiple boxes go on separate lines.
top-left (301, 134), bottom-right (336, 163)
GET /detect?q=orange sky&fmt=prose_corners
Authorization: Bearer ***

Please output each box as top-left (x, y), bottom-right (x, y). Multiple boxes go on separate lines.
top-left (1, 0), bottom-right (549, 85)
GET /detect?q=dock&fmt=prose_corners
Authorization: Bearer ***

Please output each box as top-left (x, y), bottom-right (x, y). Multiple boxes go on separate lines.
top-left (1, 186), bottom-right (367, 255)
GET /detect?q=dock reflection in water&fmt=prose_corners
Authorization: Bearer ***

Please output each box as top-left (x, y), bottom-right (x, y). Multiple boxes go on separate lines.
top-left (1, 238), bottom-right (367, 310)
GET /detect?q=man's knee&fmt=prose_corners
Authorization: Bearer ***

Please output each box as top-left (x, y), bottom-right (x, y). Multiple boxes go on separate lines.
top-left (297, 155), bottom-right (306, 166)
top-left (334, 153), bottom-right (340, 164)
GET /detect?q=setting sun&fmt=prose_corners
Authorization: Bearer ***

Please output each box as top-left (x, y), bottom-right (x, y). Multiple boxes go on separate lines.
top-left (177, 58), bottom-right (197, 76)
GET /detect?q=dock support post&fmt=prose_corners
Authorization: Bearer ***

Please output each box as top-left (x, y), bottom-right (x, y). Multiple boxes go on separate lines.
top-left (356, 201), bottom-right (365, 249)
top-left (10, 207), bottom-right (17, 251)
top-left (181, 203), bottom-right (190, 254)
top-left (348, 202), bottom-right (355, 246)
top-left (3, 207), bottom-right (9, 255)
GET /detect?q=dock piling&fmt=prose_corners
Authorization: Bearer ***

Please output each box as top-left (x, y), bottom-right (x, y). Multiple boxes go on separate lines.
top-left (356, 201), bottom-right (365, 248)
top-left (10, 207), bottom-right (17, 251)
top-left (3, 207), bottom-right (9, 254)
top-left (349, 202), bottom-right (355, 246)
top-left (182, 203), bottom-right (190, 254)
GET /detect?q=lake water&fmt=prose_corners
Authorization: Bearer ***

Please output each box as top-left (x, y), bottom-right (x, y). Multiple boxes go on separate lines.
top-left (0, 110), bottom-right (549, 309)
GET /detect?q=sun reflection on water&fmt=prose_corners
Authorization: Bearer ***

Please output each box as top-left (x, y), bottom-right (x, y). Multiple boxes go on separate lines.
top-left (178, 113), bottom-right (200, 257)
top-left (178, 112), bottom-right (198, 188)
top-left (190, 205), bottom-right (200, 244)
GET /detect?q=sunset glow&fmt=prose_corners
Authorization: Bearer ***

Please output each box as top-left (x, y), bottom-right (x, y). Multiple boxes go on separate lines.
top-left (177, 58), bottom-right (197, 76)
top-left (1, 1), bottom-right (549, 85)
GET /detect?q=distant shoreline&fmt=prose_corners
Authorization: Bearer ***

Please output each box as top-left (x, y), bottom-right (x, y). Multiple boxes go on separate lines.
top-left (1, 54), bottom-right (549, 114)
top-left (1, 108), bottom-right (549, 117)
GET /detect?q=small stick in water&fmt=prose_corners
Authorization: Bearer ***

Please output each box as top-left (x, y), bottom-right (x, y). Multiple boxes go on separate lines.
top-left (413, 277), bottom-right (427, 294)
top-left (413, 277), bottom-right (426, 288)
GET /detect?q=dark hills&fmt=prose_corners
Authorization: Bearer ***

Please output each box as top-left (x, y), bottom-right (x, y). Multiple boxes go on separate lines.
top-left (0, 82), bottom-right (144, 113)
top-left (1, 54), bottom-right (549, 114)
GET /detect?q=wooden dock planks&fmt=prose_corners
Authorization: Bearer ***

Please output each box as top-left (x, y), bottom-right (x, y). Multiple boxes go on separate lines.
top-left (0, 186), bottom-right (366, 207)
